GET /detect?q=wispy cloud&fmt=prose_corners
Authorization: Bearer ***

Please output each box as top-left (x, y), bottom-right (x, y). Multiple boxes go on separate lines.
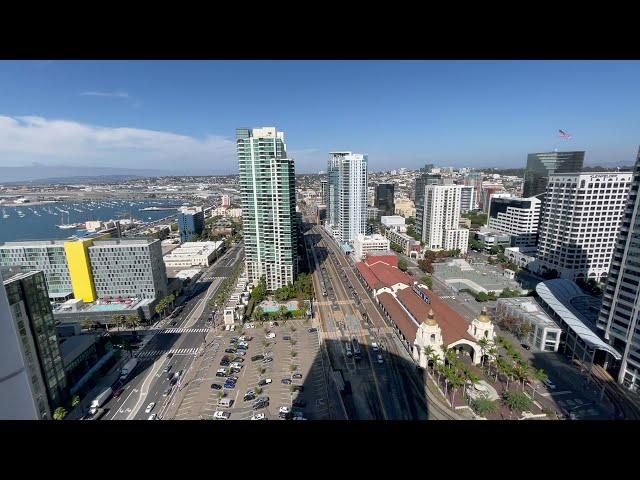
top-left (0, 115), bottom-right (236, 173)
top-left (80, 91), bottom-right (130, 98)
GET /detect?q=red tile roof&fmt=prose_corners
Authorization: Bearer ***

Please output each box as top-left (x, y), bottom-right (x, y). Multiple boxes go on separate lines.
top-left (356, 257), bottom-right (412, 290)
top-left (396, 286), bottom-right (475, 346)
top-left (356, 262), bottom-right (382, 290)
top-left (364, 255), bottom-right (398, 268)
top-left (377, 292), bottom-right (418, 343)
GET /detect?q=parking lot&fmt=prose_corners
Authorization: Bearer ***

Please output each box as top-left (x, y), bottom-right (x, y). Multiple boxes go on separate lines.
top-left (173, 319), bottom-right (330, 420)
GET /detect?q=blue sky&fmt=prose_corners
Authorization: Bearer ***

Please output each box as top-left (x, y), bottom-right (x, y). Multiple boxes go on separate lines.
top-left (0, 60), bottom-right (639, 174)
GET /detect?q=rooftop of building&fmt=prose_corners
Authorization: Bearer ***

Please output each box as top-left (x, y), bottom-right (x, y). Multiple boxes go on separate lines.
top-left (59, 334), bottom-right (98, 368)
top-left (356, 256), bottom-right (411, 290)
top-left (497, 296), bottom-right (560, 329)
top-left (1, 266), bottom-right (38, 284)
top-left (163, 241), bottom-right (223, 258)
top-left (91, 238), bottom-right (158, 247)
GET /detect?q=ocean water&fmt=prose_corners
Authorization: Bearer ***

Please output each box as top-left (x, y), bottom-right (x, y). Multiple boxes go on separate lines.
top-left (0, 198), bottom-right (183, 243)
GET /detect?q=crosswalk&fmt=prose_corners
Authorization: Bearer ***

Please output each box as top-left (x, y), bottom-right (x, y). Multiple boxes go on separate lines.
top-left (158, 327), bottom-right (209, 334)
top-left (137, 347), bottom-right (199, 358)
top-left (440, 295), bottom-right (456, 299)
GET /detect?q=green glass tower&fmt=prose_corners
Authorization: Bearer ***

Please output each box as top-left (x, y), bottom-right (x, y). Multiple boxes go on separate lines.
top-left (237, 127), bottom-right (297, 290)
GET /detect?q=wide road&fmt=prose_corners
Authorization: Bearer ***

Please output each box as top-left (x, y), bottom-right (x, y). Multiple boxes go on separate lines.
top-left (103, 242), bottom-right (244, 420)
top-left (304, 217), bottom-right (429, 420)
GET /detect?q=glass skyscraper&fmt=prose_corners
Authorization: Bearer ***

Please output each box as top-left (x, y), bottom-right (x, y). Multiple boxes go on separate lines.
top-left (237, 127), bottom-right (297, 290)
top-left (597, 150), bottom-right (640, 391)
top-left (375, 183), bottom-right (395, 217)
top-left (177, 206), bottom-right (205, 243)
top-left (415, 173), bottom-right (443, 239)
top-left (523, 151), bottom-right (585, 198)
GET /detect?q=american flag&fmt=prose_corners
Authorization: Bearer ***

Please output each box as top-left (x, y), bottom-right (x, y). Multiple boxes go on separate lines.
top-left (559, 129), bottom-right (572, 140)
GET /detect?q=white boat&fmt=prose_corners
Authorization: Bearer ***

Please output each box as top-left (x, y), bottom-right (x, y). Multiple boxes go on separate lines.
top-left (57, 211), bottom-right (83, 230)
top-left (2, 209), bottom-right (8, 219)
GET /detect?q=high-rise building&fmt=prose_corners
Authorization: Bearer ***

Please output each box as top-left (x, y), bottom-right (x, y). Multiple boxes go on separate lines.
top-left (177, 206), bottom-right (205, 243)
top-left (320, 179), bottom-right (328, 205)
top-left (536, 171), bottom-right (632, 281)
top-left (88, 239), bottom-right (168, 300)
top-left (415, 173), bottom-right (444, 239)
top-left (420, 185), bottom-right (469, 253)
top-left (237, 127), bottom-right (297, 290)
top-left (465, 172), bottom-right (483, 206)
top-left (221, 195), bottom-right (231, 207)
top-left (326, 152), bottom-right (368, 243)
top-left (0, 241), bottom-right (73, 301)
top-left (460, 186), bottom-right (475, 214)
top-left (375, 183), bottom-right (395, 217)
top-left (597, 152), bottom-right (640, 391)
top-left (487, 196), bottom-right (541, 247)
top-left (1, 267), bottom-right (68, 419)
top-left (523, 151), bottom-right (585, 198)
top-left (481, 185), bottom-right (506, 213)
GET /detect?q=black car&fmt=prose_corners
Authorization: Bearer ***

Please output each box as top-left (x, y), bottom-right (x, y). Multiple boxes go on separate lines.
top-left (215, 372), bottom-right (227, 378)
top-left (244, 393), bottom-right (256, 401)
top-left (220, 360), bottom-right (230, 366)
top-left (251, 355), bottom-right (264, 362)
top-left (520, 343), bottom-right (531, 351)
top-left (210, 383), bottom-right (222, 390)
top-left (281, 378), bottom-right (292, 385)
top-left (283, 335), bottom-right (291, 341)
top-left (292, 373), bottom-right (303, 379)
top-left (262, 357), bottom-right (273, 364)
top-left (307, 328), bottom-right (317, 333)
top-left (224, 348), bottom-right (237, 354)
top-left (166, 352), bottom-right (174, 359)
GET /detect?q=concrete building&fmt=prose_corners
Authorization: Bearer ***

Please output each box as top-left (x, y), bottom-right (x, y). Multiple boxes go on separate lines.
top-left (221, 194), bottom-right (231, 207)
top-left (460, 185), bottom-right (475, 213)
top-left (177, 206), bottom-right (205, 243)
top-left (1, 268), bottom-right (68, 419)
top-left (487, 196), bottom-right (541, 247)
top-left (381, 215), bottom-right (406, 232)
top-left (523, 151), bottom-right (585, 198)
top-left (353, 234), bottom-right (391, 261)
top-left (384, 228), bottom-right (421, 258)
top-left (475, 228), bottom-right (512, 250)
top-left (417, 185), bottom-right (469, 254)
top-left (504, 246), bottom-right (537, 270)
top-left (162, 241), bottom-right (223, 268)
top-left (495, 297), bottom-right (562, 352)
top-left (394, 198), bottom-right (416, 218)
top-left (536, 172), bottom-right (632, 281)
top-left (597, 152), bottom-right (640, 391)
top-left (88, 238), bottom-right (168, 300)
top-left (320, 179), bottom-right (328, 205)
top-left (366, 206), bottom-right (380, 221)
top-left (0, 240), bottom-right (73, 301)
top-left (237, 127), bottom-right (297, 290)
top-left (465, 172), bottom-right (483, 206)
top-left (375, 183), bottom-right (395, 217)
top-left (326, 151), bottom-right (368, 243)
top-left (481, 186), bottom-right (507, 213)
top-left (415, 173), bottom-right (443, 236)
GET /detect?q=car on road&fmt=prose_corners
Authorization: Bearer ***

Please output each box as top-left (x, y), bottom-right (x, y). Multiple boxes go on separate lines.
top-left (292, 373), bottom-right (303, 379)
top-left (251, 354), bottom-right (264, 362)
top-left (371, 342), bottom-right (379, 351)
top-left (520, 343), bottom-right (531, 350)
top-left (170, 321), bottom-right (178, 326)
top-left (113, 386), bottom-right (125, 398)
top-left (163, 387), bottom-right (173, 396)
top-left (251, 413), bottom-right (266, 420)
top-left (145, 402), bottom-right (156, 414)
top-left (262, 357), bottom-right (273, 364)
top-left (377, 354), bottom-right (384, 364)
top-left (166, 373), bottom-right (174, 381)
top-left (170, 377), bottom-right (178, 386)
top-left (258, 378), bottom-right (272, 386)
top-left (281, 378), bottom-right (292, 385)
top-left (278, 406), bottom-right (291, 419)
top-left (213, 411), bottom-right (230, 420)
top-left (265, 332), bottom-right (276, 339)
top-left (283, 335), bottom-right (291, 341)
top-left (163, 365), bottom-right (172, 373)
top-left (166, 352), bottom-right (174, 359)
top-left (148, 414), bottom-right (157, 420)
top-left (224, 348), bottom-right (237, 354)
top-left (307, 328), bottom-right (317, 333)
top-left (544, 379), bottom-right (557, 390)
top-left (210, 383), bottom-right (222, 390)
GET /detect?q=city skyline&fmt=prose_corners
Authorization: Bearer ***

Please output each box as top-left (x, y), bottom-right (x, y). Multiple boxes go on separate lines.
top-left (1, 61), bottom-right (640, 176)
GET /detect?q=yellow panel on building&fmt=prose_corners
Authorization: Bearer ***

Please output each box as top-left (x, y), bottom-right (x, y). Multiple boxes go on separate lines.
top-left (64, 239), bottom-right (97, 302)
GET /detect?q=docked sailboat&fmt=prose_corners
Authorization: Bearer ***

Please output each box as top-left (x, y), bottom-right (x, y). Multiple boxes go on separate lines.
top-left (57, 211), bottom-right (83, 230)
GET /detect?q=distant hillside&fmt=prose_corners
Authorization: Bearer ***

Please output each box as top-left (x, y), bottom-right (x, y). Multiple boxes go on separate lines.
top-left (0, 165), bottom-right (169, 184)
top-left (2, 174), bottom-right (146, 186)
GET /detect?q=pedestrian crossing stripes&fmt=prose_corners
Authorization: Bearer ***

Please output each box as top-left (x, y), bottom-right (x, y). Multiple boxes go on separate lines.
top-left (136, 347), bottom-right (199, 358)
top-left (440, 295), bottom-right (455, 299)
top-left (160, 328), bottom-right (209, 334)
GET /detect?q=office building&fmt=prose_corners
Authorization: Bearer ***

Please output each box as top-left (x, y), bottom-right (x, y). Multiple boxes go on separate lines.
top-left (163, 241), bottom-right (224, 268)
top-left (326, 151), bottom-right (368, 243)
top-left (2, 268), bottom-right (68, 419)
top-left (465, 172), bottom-right (483, 206)
top-left (88, 239), bottom-right (168, 300)
top-left (177, 206), bottom-right (205, 243)
top-left (415, 173), bottom-right (444, 238)
top-left (366, 207), bottom-right (380, 221)
top-left (237, 127), bottom-right (297, 290)
top-left (536, 171), bottom-right (632, 281)
top-left (460, 186), bottom-right (475, 213)
top-left (523, 151), bottom-right (585, 198)
top-left (597, 151), bottom-right (640, 391)
top-left (353, 234), bottom-right (391, 261)
top-left (381, 215), bottom-right (406, 232)
top-left (487, 196), bottom-right (541, 247)
top-left (221, 195), bottom-right (231, 207)
top-left (419, 185), bottom-right (469, 254)
top-left (375, 183), bottom-right (395, 217)
top-left (394, 198), bottom-right (416, 218)
top-left (320, 179), bottom-right (328, 205)
top-left (481, 185), bottom-right (506, 212)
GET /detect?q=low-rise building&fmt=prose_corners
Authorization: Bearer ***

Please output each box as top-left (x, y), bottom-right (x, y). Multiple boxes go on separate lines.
top-left (394, 198), bottom-right (416, 218)
top-left (475, 228), bottom-right (512, 250)
top-left (381, 215), bottom-right (406, 232)
top-left (504, 246), bottom-right (537, 270)
top-left (353, 234), bottom-right (390, 261)
top-left (495, 297), bottom-right (562, 352)
top-left (384, 228), bottom-right (422, 258)
top-left (163, 241), bottom-right (223, 268)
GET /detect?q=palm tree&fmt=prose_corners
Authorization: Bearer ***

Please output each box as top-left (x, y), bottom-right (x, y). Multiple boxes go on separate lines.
top-left (442, 365), bottom-right (453, 401)
top-left (423, 346), bottom-right (435, 372)
top-left (254, 306), bottom-right (264, 321)
top-left (515, 363), bottom-right (530, 390)
top-left (278, 305), bottom-right (288, 322)
top-left (478, 338), bottom-right (490, 366)
top-left (127, 314), bottom-right (140, 332)
top-left (53, 407), bottom-right (67, 420)
top-left (450, 373), bottom-right (465, 406)
top-left (531, 368), bottom-right (548, 400)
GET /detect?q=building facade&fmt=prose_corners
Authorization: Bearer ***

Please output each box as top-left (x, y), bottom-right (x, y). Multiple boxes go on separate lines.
top-left (488, 196), bottom-right (541, 247)
top-left (460, 185), bottom-right (475, 214)
top-left (394, 198), bottom-right (416, 218)
top-left (415, 173), bottom-right (443, 238)
top-left (419, 185), bottom-right (469, 254)
top-left (523, 151), bottom-right (585, 198)
top-left (177, 206), bottom-right (205, 243)
top-left (597, 152), bottom-right (640, 391)
top-left (88, 239), bottom-right (168, 300)
top-left (536, 172), bottom-right (632, 281)
top-left (353, 234), bottom-right (391, 261)
top-left (325, 151), bottom-right (368, 243)
top-left (375, 183), bottom-right (395, 217)
top-left (237, 127), bottom-right (297, 290)
top-left (2, 268), bottom-right (68, 419)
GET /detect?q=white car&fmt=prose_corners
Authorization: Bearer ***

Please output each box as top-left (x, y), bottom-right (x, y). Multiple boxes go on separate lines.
top-left (239, 336), bottom-right (246, 341)
top-left (147, 413), bottom-right (157, 420)
top-left (265, 333), bottom-right (276, 339)
top-left (251, 413), bottom-right (266, 420)
top-left (145, 402), bottom-right (156, 414)
top-left (213, 410), bottom-right (230, 420)
top-left (279, 406), bottom-right (291, 415)
top-left (371, 342), bottom-right (379, 351)
top-left (262, 378), bottom-right (272, 385)
top-left (230, 362), bottom-right (243, 369)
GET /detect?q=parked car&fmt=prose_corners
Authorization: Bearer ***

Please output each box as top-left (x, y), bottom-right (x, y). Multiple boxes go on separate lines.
top-left (213, 411), bottom-right (230, 420)
top-left (220, 359), bottom-right (230, 366)
top-left (281, 378), bottom-right (292, 385)
top-left (377, 354), bottom-right (384, 364)
top-left (233, 357), bottom-right (245, 363)
top-left (244, 392), bottom-right (256, 401)
top-left (224, 381), bottom-right (236, 389)
top-left (251, 354), bottom-right (265, 362)
top-left (544, 379), bottom-right (557, 390)
top-left (283, 335), bottom-right (291, 341)
top-left (292, 373), bottom-right (303, 379)
top-left (163, 365), bottom-right (172, 373)
top-left (250, 413), bottom-right (266, 420)
top-left (520, 343), bottom-right (531, 351)
top-left (210, 383), bottom-right (222, 390)
top-left (307, 328), bottom-right (317, 333)
top-left (262, 357), bottom-right (273, 364)
top-left (278, 406), bottom-right (291, 418)
top-left (224, 348), bottom-right (237, 354)
top-left (145, 402), bottom-right (156, 414)
top-left (265, 332), bottom-right (276, 339)
top-left (235, 351), bottom-right (246, 357)
top-left (148, 414), bottom-right (157, 420)
top-left (215, 371), bottom-right (227, 378)
top-left (371, 342), bottom-right (379, 351)
top-left (258, 378), bottom-right (272, 386)
top-left (163, 387), bottom-right (172, 396)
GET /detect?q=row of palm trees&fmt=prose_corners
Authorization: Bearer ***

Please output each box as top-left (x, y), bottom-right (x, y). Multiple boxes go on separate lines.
top-left (108, 314), bottom-right (142, 332)
top-left (155, 294), bottom-right (176, 319)
top-left (423, 345), bottom-right (480, 407)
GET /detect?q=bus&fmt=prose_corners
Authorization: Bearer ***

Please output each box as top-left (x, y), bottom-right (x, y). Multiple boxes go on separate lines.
top-left (351, 337), bottom-right (362, 360)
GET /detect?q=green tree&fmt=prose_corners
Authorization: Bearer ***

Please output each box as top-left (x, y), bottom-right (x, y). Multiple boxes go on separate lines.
top-left (421, 276), bottom-right (433, 289)
top-left (398, 259), bottom-right (408, 272)
top-left (53, 407), bottom-right (67, 420)
top-left (472, 397), bottom-right (499, 417)
top-left (390, 243), bottom-right (403, 254)
top-left (531, 368), bottom-right (548, 400)
top-left (503, 390), bottom-right (533, 413)
top-left (71, 395), bottom-right (81, 408)
top-left (423, 346), bottom-right (435, 374)
top-left (127, 314), bottom-right (140, 332)
top-left (254, 306), bottom-right (264, 322)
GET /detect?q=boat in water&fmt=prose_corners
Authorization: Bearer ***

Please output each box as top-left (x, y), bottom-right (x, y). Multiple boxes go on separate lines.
top-left (57, 211), bottom-right (84, 230)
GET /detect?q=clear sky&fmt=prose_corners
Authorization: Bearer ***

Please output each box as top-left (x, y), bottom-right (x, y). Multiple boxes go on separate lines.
top-left (0, 60), bottom-right (639, 174)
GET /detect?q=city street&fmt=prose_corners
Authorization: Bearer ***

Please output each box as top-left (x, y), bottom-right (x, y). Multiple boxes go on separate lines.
top-left (99, 242), bottom-right (244, 420)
